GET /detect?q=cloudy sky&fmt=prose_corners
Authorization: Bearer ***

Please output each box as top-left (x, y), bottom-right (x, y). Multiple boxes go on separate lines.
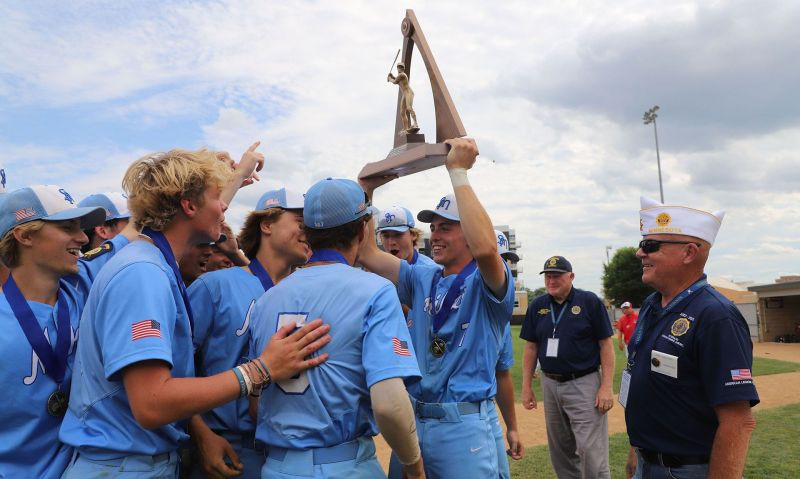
top-left (1, 0), bottom-right (797, 295)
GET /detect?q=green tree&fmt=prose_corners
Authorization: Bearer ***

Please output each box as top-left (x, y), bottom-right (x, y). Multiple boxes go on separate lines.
top-left (602, 247), bottom-right (653, 307)
top-left (525, 286), bottom-right (546, 303)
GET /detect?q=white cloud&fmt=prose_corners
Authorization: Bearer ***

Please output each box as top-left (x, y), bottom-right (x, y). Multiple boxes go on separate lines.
top-left (0, 0), bottom-right (797, 293)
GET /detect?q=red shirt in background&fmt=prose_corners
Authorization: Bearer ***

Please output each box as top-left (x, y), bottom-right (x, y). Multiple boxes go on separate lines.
top-left (618, 310), bottom-right (639, 345)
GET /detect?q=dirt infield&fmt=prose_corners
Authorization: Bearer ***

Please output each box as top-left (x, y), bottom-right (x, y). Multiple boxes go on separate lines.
top-left (373, 342), bottom-right (800, 469)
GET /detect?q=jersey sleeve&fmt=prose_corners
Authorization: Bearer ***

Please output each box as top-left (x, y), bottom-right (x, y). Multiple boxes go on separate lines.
top-left (520, 299), bottom-right (540, 342)
top-left (187, 276), bottom-right (215, 353)
top-left (496, 323), bottom-right (514, 371)
top-left (95, 262), bottom-right (178, 379)
top-left (697, 304), bottom-right (760, 407)
top-left (362, 284), bottom-right (421, 387)
top-left (476, 262), bottom-right (514, 323)
top-left (588, 292), bottom-right (614, 339)
top-left (396, 260), bottom-right (415, 306)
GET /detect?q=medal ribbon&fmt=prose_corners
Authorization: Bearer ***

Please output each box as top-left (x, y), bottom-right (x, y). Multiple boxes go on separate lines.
top-left (410, 249), bottom-right (419, 265)
top-left (141, 227), bottom-right (195, 333)
top-left (307, 249), bottom-right (349, 265)
top-left (627, 276), bottom-right (708, 368)
top-left (248, 257), bottom-right (275, 292)
top-left (549, 297), bottom-right (571, 338)
top-left (430, 260), bottom-right (477, 334)
top-left (4, 274), bottom-right (71, 384)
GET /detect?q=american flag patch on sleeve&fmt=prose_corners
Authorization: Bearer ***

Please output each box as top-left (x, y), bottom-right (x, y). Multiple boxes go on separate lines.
top-left (392, 337), bottom-right (411, 356)
top-left (730, 369), bottom-right (752, 380)
top-left (132, 319), bottom-right (161, 341)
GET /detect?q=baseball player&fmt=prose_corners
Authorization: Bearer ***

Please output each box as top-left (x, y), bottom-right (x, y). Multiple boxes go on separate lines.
top-left (248, 178), bottom-right (424, 478)
top-left (0, 185), bottom-right (105, 478)
top-left (66, 192), bottom-right (137, 297)
top-left (376, 205), bottom-right (436, 267)
top-left (187, 188), bottom-right (310, 478)
top-left (59, 147), bottom-right (331, 478)
top-left (492, 230), bottom-right (523, 478)
top-left (358, 138), bottom-right (515, 478)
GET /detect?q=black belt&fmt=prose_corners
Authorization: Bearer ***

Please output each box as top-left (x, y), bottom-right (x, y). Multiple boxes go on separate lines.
top-left (542, 367), bottom-right (598, 383)
top-left (211, 430), bottom-right (264, 451)
top-left (639, 449), bottom-right (709, 467)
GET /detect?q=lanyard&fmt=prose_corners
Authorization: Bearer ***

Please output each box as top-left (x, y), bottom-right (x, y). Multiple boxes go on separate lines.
top-left (549, 297), bottom-right (570, 337)
top-left (410, 249), bottom-right (419, 265)
top-left (141, 227), bottom-right (195, 333)
top-left (4, 274), bottom-right (71, 385)
top-left (429, 260), bottom-right (477, 334)
top-left (307, 249), bottom-right (349, 265)
top-left (627, 277), bottom-right (708, 367)
top-left (248, 257), bottom-right (275, 292)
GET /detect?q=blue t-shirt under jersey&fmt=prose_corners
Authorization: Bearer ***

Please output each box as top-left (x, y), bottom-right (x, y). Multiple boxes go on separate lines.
top-left (0, 282), bottom-right (82, 479)
top-left (59, 240), bottom-right (195, 459)
top-left (188, 266), bottom-right (265, 434)
top-left (249, 263), bottom-right (421, 450)
top-left (398, 260), bottom-right (515, 403)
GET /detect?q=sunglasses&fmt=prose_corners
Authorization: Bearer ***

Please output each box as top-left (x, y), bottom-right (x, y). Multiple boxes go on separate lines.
top-left (638, 239), bottom-right (701, 254)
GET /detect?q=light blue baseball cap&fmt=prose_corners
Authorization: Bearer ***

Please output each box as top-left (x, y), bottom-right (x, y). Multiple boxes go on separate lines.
top-left (256, 188), bottom-right (305, 211)
top-left (417, 193), bottom-right (460, 222)
top-left (78, 192), bottom-right (130, 221)
top-left (495, 229), bottom-right (519, 262)
top-left (303, 178), bottom-right (376, 229)
top-left (377, 205), bottom-right (415, 233)
top-left (0, 185), bottom-right (106, 238)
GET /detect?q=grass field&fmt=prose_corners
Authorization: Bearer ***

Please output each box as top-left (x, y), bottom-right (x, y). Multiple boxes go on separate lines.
top-left (508, 325), bottom-right (800, 402)
top-left (509, 402), bottom-right (800, 478)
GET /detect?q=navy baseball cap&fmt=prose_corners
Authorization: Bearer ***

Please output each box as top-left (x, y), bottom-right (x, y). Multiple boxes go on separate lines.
top-left (377, 206), bottom-right (415, 233)
top-left (256, 188), bottom-right (304, 211)
top-left (540, 255), bottom-right (572, 274)
top-left (303, 178), bottom-right (377, 229)
top-left (417, 193), bottom-right (460, 223)
top-left (0, 185), bottom-right (106, 238)
top-left (78, 192), bottom-right (130, 221)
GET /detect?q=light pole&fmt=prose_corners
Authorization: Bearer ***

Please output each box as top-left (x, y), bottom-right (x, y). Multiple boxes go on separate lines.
top-left (605, 245), bottom-right (612, 264)
top-left (642, 105), bottom-right (664, 203)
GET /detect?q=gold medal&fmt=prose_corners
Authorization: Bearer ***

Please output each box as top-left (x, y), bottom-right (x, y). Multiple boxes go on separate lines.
top-left (47, 390), bottom-right (68, 417)
top-left (430, 337), bottom-right (447, 357)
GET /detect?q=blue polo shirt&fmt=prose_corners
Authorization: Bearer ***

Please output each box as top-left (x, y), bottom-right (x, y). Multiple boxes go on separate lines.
top-left (625, 277), bottom-right (759, 456)
top-left (520, 288), bottom-right (612, 374)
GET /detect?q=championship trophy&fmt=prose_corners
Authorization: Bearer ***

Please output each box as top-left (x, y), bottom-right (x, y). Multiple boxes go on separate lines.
top-left (358, 9), bottom-right (467, 180)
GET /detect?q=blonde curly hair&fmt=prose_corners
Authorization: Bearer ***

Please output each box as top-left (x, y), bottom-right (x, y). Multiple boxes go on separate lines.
top-left (122, 149), bottom-right (233, 231)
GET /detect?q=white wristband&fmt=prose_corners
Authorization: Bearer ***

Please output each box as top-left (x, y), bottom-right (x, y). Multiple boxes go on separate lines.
top-left (448, 168), bottom-right (469, 187)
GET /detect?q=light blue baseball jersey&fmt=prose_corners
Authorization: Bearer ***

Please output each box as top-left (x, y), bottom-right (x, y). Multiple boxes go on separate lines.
top-left (188, 266), bottom-right (264, 433)
top-left (497, 323), bottom-right (514, 372)
top-left (248, 263), bottom-right (421, 449)
top-left (0, 282), bottom-right (82, 478)
top-left (65, 234), bottom-right (130, 302)
top-left (413, 251), bottom-right (437, 267)
top-left (59, 240), bottom-right (195, 459)
top-left (397, 260), bottom-right (514, 403)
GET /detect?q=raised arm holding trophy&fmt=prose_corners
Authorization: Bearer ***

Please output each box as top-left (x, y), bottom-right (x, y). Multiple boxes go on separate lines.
top-left (357, 10), bottom-right (516, 478)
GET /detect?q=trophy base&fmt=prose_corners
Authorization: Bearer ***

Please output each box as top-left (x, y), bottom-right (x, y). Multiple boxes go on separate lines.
top-left (358, 142), bottom-right (450, 179)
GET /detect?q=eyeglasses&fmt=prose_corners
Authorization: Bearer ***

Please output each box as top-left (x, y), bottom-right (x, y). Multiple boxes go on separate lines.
top-left (638, 239), bottom-right (701, 254)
